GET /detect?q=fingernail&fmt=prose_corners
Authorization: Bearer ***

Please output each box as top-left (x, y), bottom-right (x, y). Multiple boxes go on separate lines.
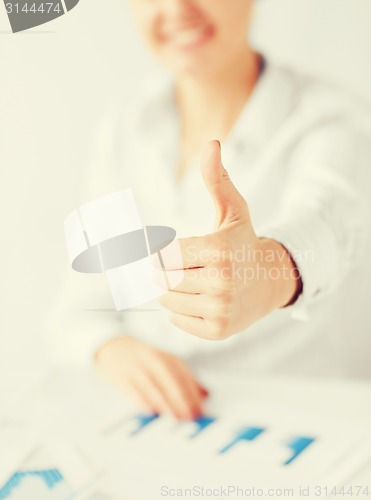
top-left (199, 386), bottom-right (209, 398)
top-left (191, 408), bottom-right (203, 420)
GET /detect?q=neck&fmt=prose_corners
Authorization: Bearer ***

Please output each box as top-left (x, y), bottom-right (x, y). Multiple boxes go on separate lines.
top-left (176, 47), bottom-right (261, 144)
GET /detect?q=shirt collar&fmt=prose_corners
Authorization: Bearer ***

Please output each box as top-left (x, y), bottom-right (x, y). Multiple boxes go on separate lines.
top-left (143, 61), bottom-right (298, 180)
top-left (225, 61), bottom-right (299, 152)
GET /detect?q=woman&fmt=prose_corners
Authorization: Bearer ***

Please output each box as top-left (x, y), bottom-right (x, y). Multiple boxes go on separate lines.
top-left (47, 0), bottom-right (371, 420)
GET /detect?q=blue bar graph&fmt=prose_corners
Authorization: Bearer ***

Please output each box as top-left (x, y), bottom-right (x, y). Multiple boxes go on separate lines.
top-left (129, 413), bottom-right (160, 436)
top-left (219, 426), bottom-right (265, 454)
top-left (0, 469), bottom-right (64, 500)
top-left (189, 416), bottom-right (217, 439)
top-left (284, 436), bottom-right (315, 465)
top-left (106, 413), bottom-right (317, 467)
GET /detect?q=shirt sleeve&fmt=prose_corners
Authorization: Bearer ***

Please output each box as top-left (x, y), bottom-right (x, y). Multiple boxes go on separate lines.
top-left (43, 109), bottom-right (128, 370)
top-left (257, 106), bottom-right (371, 320)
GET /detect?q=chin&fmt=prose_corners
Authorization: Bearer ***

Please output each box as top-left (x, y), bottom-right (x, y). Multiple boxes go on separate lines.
top-left (164, 52), bottom-right (219, 79)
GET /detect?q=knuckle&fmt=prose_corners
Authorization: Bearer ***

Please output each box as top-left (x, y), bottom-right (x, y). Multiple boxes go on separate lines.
top-left (158, 294), bottom-right (166, 305)
top-left (220, 272), bottom-right (235, 291)
top-left (169, 313), bottom-right (179, 328)
top-left (216, 298), bottom-right (232, 321)
top-left (158, 292), bottom-right (172, 308)
top-left (215, 276), bottom-right (236, 297)
top-left (209, 317), bottom-right (230, 340)
top-left (150, 356), bottom-right (172, 380)
top-left (137, 344), bottom-right (159, 364)
top-left (206, 271), bottom-right (236, 302)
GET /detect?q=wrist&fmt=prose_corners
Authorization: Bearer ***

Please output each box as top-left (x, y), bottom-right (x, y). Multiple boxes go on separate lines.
top-left (257, 238), bottom-right (302, 312)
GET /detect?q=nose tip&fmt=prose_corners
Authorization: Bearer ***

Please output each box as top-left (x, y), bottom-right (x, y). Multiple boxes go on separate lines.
top-left (162, 0), bottom-right (203, 20)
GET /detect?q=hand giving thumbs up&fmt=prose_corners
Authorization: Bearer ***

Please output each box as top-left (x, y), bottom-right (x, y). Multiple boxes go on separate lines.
top-left (156, 141), bottom-right (302, 339)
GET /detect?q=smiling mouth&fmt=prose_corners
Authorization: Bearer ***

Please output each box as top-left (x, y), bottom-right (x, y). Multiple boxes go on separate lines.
top-left (162, 25), bottom-right (214, 49)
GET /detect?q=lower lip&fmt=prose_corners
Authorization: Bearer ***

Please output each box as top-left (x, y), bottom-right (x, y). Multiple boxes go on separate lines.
top-left (164, 27), bottom-right (214, 51)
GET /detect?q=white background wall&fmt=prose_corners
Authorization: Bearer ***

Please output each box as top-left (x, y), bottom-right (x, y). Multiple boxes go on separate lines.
top-left (1, 0), bottom-right (371, 411)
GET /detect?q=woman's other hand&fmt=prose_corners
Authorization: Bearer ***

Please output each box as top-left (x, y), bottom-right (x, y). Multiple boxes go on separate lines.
top-left (94, 336), bottom-right (208, 420)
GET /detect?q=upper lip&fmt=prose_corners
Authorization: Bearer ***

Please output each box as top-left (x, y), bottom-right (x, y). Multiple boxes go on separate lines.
top-left (161, 25), bottom-right (212, 41)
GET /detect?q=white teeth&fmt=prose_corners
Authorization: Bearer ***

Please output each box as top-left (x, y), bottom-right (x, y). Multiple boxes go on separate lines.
top-left (170, 27), bottom-right (206, 46)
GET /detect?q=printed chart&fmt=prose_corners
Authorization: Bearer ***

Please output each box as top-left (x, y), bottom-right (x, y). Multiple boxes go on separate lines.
top-left (1, 372), bottom-right (370, 500)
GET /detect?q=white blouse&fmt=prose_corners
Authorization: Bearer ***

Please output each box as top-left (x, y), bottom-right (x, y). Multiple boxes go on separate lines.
top-left (45, 61), bottom-right (371, 379)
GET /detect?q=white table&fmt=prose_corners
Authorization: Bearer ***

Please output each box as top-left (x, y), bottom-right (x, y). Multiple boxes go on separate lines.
top-left (2, 368), bottom-right (371, 498)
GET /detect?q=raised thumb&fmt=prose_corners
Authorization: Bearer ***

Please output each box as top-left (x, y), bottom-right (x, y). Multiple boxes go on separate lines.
top-left (201, 140), bottom-right (248, 230)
